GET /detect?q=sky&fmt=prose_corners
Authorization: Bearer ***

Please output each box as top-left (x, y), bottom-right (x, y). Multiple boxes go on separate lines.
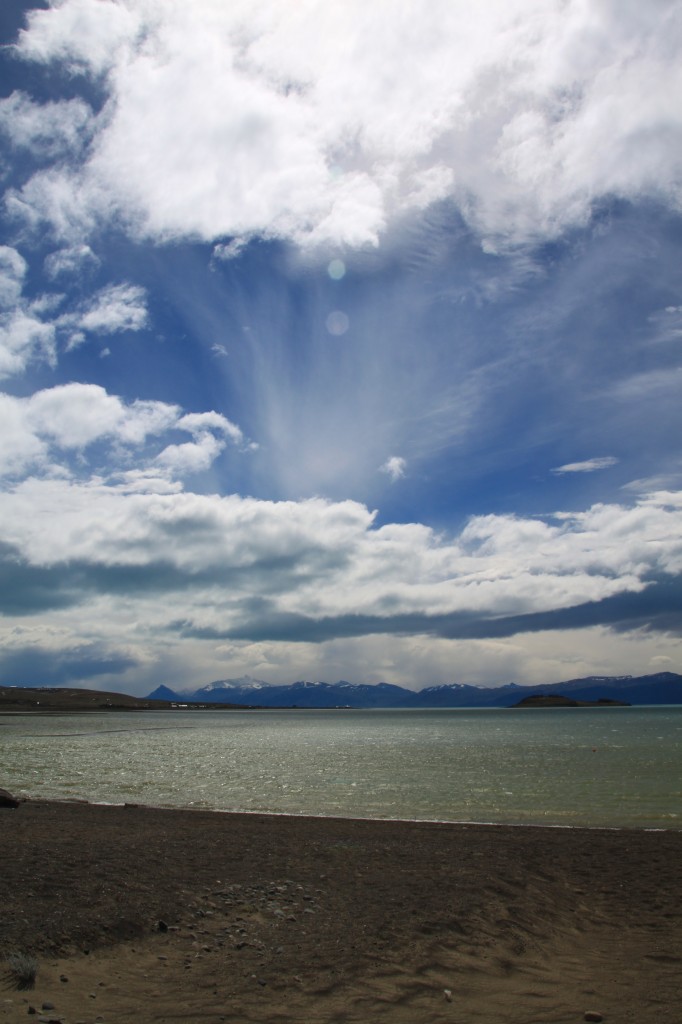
top-left (0, 0), bottom-right (681, 695)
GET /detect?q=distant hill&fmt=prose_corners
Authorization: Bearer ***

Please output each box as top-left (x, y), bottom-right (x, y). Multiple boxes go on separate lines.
top-left (0, 686), bottom-right (250, 713)
top-left (146, 672), bottom-right (682, 708)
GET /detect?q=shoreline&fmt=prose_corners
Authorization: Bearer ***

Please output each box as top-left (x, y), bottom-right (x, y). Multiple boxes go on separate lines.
top-left (1, 799), bottom-right (680, 1022)
top-left (7, 788), bottom-right (681, 833)
top-left (12, 792), bottom-right (681, 833)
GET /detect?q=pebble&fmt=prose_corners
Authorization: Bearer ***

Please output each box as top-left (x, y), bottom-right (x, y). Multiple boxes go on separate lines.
top-left (584, 1013), bottom-right (604, 1022)
top-left (41, 1005), bottom-right (54, 1013)
top-left (443, 989), bottom-right (453, 1002)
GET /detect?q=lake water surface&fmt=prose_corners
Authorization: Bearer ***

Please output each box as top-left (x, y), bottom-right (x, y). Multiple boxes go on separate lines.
top-left (1, 706), bottom-right (680, 828)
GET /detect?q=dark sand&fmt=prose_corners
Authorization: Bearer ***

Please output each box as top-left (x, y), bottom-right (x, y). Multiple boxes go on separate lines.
top-left (1, 800), bottom-right (680, 1023)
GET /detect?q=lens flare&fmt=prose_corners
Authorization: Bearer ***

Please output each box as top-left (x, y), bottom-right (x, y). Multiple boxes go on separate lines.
top-left (327, 259), bottom-right (346, 280)
top-left (326, 310), bottom-right (349, 335)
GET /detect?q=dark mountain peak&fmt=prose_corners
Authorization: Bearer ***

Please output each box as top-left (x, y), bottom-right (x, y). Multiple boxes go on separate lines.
top-left (147, 685), bottom-right (183, 700)
top-left (146, 671), bottom-right (682, 708)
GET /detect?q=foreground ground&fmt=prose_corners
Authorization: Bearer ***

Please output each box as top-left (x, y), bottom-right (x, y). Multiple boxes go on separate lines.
top-left (0, 801), bottom-right (680, 1023)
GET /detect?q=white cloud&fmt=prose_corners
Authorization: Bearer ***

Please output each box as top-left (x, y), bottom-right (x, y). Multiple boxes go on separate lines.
top-left (0, 248), bottom-right (59, 378)
top-left (0, 249), bottom-right (150, 382)
top-left (177, 411), bottom-right (243, 444)
top-left (15, 0), bottom-right (141, 75)
top-left (1, 473), bottom-right (680, 624)
top-left (228, 626), bottom-right (681, 691)
top-left (44, 245), bottom-right (99, 281)
top-left (8, 0), bottom-right (682, 251)
top-left (0, 91), bottom-right (93, 158)
top-left (27, 384), bottom-right (176, 449)
top-left (552, 456), bottom-right (619, 475)
top-left (380, 455), bottom-right (406, 481)
top-left (58, 283), bottom-right (148, 347)
top-left (155, 412), bottom-right (245, 476)
top-left (212, 239), bottom-right (247, 262)
top-left (0, 393), bottom-right (48, 477)
top-left (156, 433), bottom-right (224, 476)
top-left (0, 246), bottom-right (28, 307)
top-left (0, 252), bottom-right (148, 377)
top-left (0, 310), bottom-right (56, 380)
top-left (0, 383), bottom-right (247, 480)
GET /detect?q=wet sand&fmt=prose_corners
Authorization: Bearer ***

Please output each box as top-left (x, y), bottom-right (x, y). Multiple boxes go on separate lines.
top-left (1, 800), bottom-right (680, 1023)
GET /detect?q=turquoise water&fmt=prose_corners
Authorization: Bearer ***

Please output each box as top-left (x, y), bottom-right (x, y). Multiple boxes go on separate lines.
top-left (1, 706), bottom-right (680, 828)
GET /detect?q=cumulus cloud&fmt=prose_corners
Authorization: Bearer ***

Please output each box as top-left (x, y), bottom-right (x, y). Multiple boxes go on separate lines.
top-left (0, 246), bottom-right (56, 378)
top-left (0, 310), bottom-right (56, 379)
top-left (27, 383), bottom-right (177, 449)
top-left (15, 0), bottom-right (142, 73)
top-left (44, 244), bottom-right (100, 281)
top-left (0, 383), bottom-right (245, 480)
top-left (57, 283), bottom-right (148, 348)
top-left (177, 411), bottom-right (243, 444)
top-left (380, 456), bottom-right (406, 481)
top-left (0, 245), bottom-right (148, 374)
top-left (0, 91), bottom-right (93, 158)
top-left (7, 0), bottom-right (682, 251)
top-left (1, 473), bottom-right (680, 640)
top-left (212, 239), bottom-right (247, 262)
top-left (552, 456), bottom-right (619, 475)
top-left (156, 433), bottom-right (226, 476)
top-left (0, 247), bottom-right (28, 307)
top-left (5, 166), bottom-right (101, 244)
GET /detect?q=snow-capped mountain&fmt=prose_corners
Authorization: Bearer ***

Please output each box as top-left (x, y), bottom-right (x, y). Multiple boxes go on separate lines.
top-left (147, 672), bottom-right (682, 707)
top-left (192, 676), bottom-right (271, 697)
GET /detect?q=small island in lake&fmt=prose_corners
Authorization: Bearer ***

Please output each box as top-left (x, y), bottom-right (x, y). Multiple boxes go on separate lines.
top-left (512, 694), bottom-right (631, 708)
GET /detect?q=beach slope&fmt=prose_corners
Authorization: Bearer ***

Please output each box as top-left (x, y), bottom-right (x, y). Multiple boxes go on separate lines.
top-left (0, 801), bottom-right (680, 1022)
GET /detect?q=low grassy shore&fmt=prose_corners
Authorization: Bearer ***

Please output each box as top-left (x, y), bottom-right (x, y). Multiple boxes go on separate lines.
top-left (0, 800), bottom-right (680, 1023)
top-left (0, 686), bottom-right (248, 713)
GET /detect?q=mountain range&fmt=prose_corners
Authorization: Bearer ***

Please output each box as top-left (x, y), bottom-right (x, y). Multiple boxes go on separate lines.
top-left (147, 672), bottom-right (682, 708)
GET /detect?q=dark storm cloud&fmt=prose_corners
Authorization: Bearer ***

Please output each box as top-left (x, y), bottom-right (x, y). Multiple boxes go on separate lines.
top-left (0, 641), bottom-right (138, 686)
top-left (168, 574), bottom-right (682, 644)
top-left (0, 540), bottom-right (317, 615)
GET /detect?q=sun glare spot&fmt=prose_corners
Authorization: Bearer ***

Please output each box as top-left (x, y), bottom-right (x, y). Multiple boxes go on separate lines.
top-left (326, 310), bottom-right (349, 335)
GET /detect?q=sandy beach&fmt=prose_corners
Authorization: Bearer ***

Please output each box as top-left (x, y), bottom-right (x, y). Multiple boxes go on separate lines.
top-left (1, 801), bottom-right (680, 1023)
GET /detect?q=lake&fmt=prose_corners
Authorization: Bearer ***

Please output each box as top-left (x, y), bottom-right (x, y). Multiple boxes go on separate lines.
top-left (1, 706), bottom-right (680, 828)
